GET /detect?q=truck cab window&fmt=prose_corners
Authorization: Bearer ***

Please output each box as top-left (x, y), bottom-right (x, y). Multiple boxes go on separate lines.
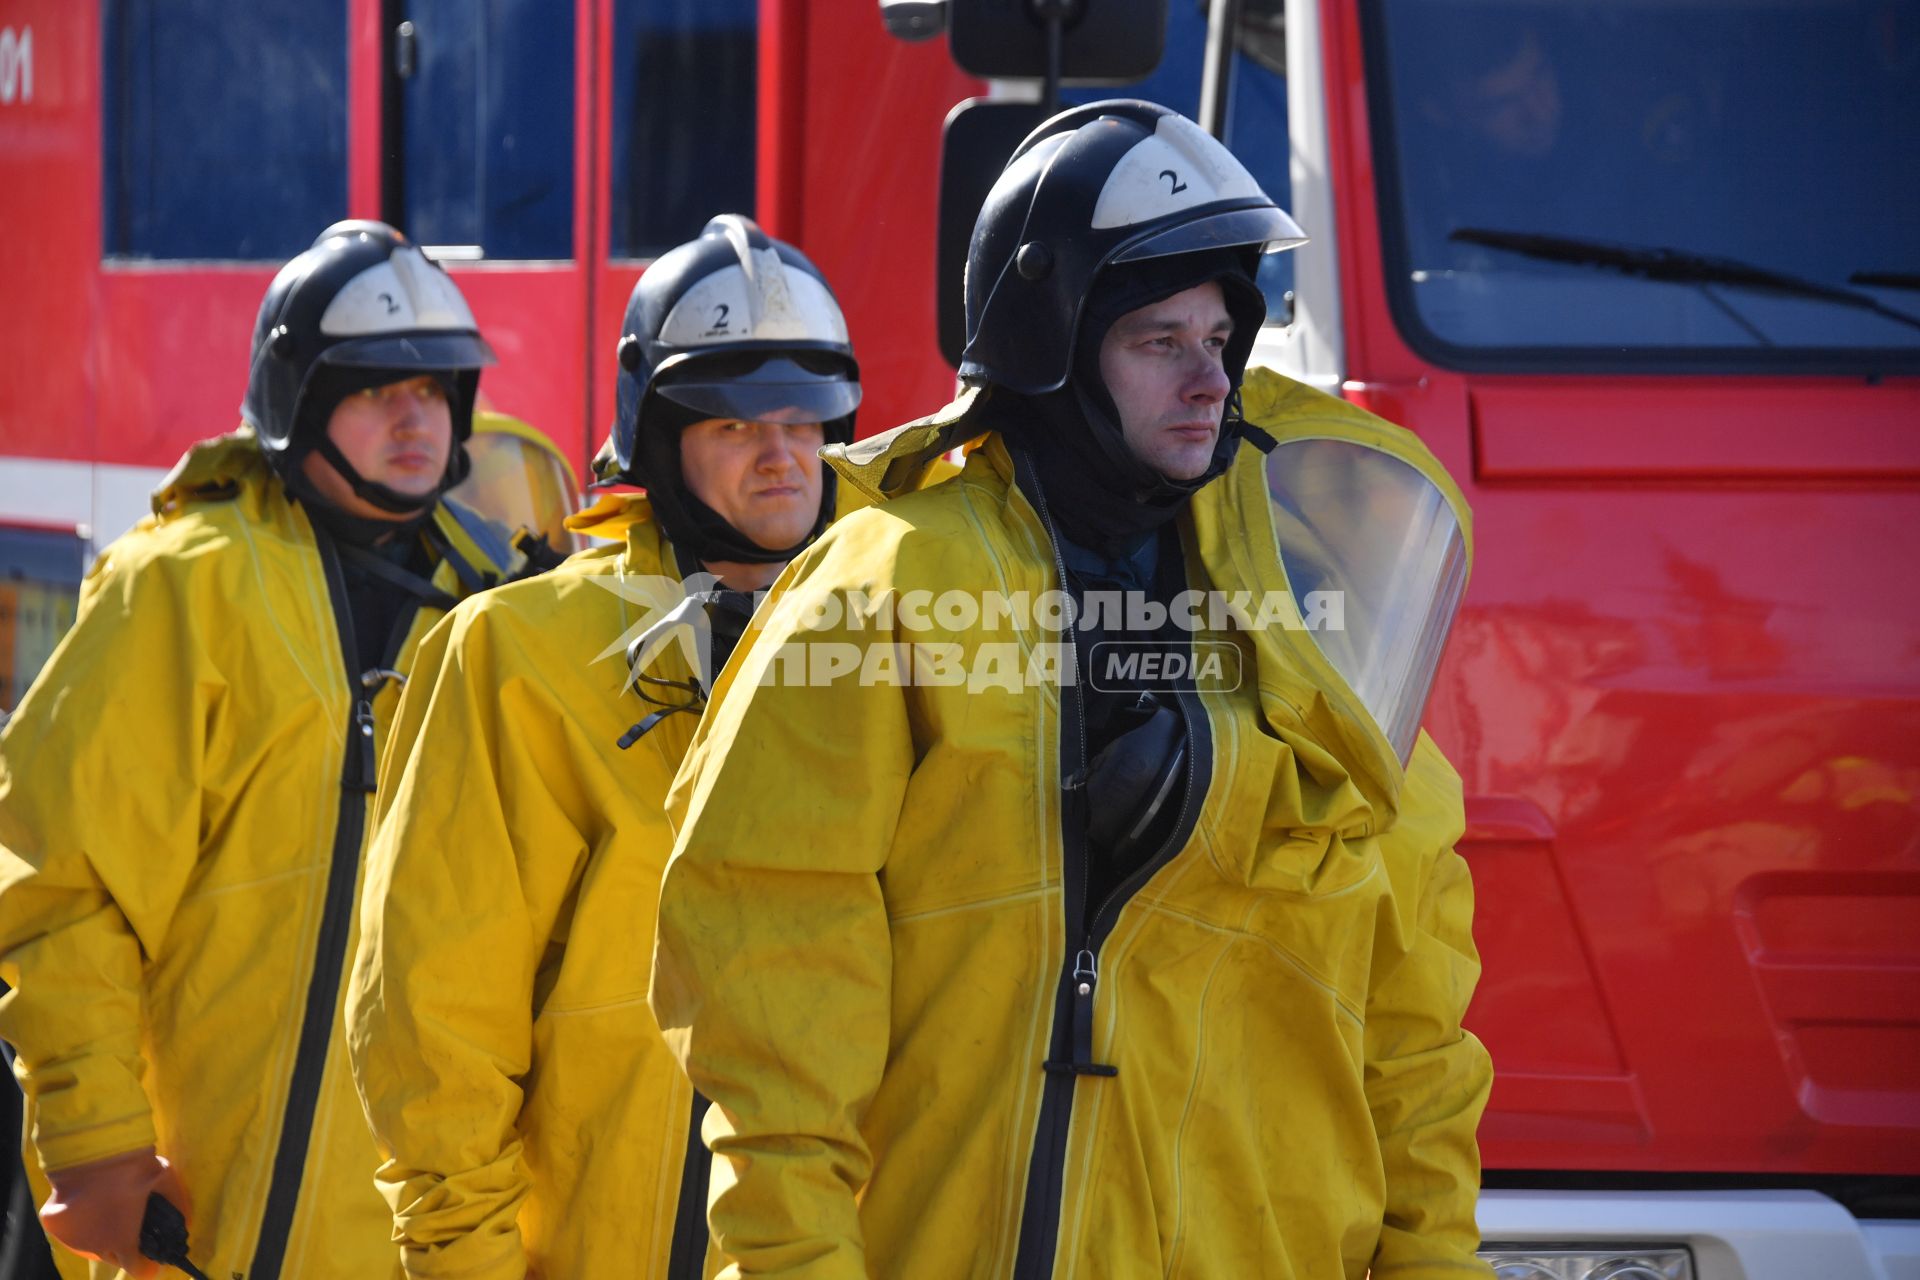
top-left (1365, 0), bottom-right (1920, 371)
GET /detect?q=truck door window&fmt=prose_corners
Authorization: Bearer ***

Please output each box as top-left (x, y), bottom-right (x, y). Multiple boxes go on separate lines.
top-left (103, 0), bottom-right (347, 260)
top-left (396, 0), bottom-right (575, 260)
top-left (609, 0), bottom-right (757, 260)
top-left (1364, 0), bottom-right (1920, 372)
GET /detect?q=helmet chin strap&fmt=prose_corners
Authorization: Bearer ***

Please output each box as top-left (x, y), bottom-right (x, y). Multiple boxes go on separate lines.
top-left (309, 434), bottom-right (470, 515)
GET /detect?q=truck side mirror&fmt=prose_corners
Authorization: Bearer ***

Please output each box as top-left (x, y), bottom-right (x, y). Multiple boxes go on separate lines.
top-left (877, 0), bottom-right (948, 42)
top-left (948, 0), bottom-right (1165, 81)
top-left (936, 99), bottom-right (1051, 368)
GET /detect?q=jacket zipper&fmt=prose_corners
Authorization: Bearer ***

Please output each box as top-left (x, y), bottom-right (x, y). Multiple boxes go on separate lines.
top-left (1008, 448), bottom-right (1213, 1279)
top-left (666, 1090), bottom-right (715, 1278)
top-left (248, 525), bottom-right (411, 1280)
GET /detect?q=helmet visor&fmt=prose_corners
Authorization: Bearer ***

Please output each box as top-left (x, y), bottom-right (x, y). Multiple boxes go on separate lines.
top-left (1113, 205), bottom-right (1309, 263)
top-left (453, 418), bottom-right (587, 556)
top-left (318, 330), bottom-right (497, 372)
top-left (655, 353), bottom-right (862, 426)
top-left (1266, 438), bottom-right (1467, 764)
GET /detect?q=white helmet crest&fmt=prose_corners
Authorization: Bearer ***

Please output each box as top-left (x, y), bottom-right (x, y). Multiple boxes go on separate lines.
top-left (1091, 113), bottom-right (1269, 232)
top-left (658, 255), bottom-right (851, 348)
top-left (319, 247), bottom-right (480, 337)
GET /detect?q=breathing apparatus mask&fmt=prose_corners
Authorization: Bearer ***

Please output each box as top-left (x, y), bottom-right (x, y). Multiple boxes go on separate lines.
top-left (1082, 691), bottom-right (1188, 868)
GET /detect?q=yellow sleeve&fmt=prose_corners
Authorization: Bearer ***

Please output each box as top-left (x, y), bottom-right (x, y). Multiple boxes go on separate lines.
top-left (650, 527), bottom-right (915, 1280)
top-left (1365, 733), bottom-right (1495, 1279)
top-left (346, 603), bottom-right (587, 1280)
top-left (0, 537), bottom-right (215, 1171)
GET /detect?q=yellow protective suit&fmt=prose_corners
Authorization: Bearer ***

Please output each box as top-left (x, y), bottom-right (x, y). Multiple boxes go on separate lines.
top-left (346, 494), bottom-right (714, 1280)
top-left (651, 369), bottom-right (1494, 1280)
top-left (0, 430), bottom-right (518, 1280)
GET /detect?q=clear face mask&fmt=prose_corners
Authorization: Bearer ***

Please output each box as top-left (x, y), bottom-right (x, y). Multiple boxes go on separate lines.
top-left (1265, 437), bottom-right (1469, 764)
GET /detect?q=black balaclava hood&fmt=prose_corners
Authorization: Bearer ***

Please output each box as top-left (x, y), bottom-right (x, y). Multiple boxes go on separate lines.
top-left (634, 393), bottom-right (841, 568)
top-left (1007, 248), bottom-right (1267, 554)
top-left (285, 365), bottom-right (471, 526)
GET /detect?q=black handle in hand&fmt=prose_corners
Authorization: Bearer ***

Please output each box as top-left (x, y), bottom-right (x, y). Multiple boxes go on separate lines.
top-left (138, 1193), bottom-right (212, 1280)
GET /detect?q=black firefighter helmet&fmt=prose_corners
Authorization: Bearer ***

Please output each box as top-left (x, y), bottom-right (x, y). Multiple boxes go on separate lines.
top-left (598, 214), bottom-right (861, 484)
top-left (594, 215), bottom-right (861, 565)
top-left (959, 99), bottom-right (1306, 395)
top-left (242, 221), bottom-right (496, 511)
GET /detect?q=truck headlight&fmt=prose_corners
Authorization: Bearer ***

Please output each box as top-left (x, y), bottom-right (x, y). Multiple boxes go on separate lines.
top-left (1477, 1246), bottom-right (1694, 1280)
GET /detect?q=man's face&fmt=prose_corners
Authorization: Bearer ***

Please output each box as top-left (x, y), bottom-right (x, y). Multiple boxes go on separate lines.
top-left (1452, 30), bottom-right (1561, 159)
top-left (302, 374), bottom-right (455, 518)
top-left (680, 418), bottom-right (827, 552)
top-left (1098, 281), bottom-right (1234, 482)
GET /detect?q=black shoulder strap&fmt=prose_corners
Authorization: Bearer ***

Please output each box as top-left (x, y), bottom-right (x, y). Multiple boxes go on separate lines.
top-left (334, 541), bottom-right (461, 614)
top-left (419, 519), bottom-right (496, 595)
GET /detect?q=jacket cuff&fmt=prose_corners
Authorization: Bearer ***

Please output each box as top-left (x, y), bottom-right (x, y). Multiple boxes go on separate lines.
top-left (33, 1110), bottom-right (159, 1175)
top-left (396, 1218), bottom-right (528, 1280)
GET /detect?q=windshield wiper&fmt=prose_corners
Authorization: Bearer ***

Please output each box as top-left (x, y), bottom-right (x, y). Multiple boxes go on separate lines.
top-left (1851, 271), bottom-right (1920, 293)
top-left (1449, 228), bottom-right (1920, 335)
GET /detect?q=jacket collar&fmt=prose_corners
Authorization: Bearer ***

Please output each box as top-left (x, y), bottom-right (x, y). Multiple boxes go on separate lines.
top-left (566, 492), bottom-right (683, 580)
top-left (822, 385), bottom-right (995, 506)
top-left (151, 428), bottom-right (274, 517)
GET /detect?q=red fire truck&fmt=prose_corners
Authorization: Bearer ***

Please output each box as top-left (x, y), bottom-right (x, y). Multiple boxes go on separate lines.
top-left (2, 2), bottom-right (1916, 1277)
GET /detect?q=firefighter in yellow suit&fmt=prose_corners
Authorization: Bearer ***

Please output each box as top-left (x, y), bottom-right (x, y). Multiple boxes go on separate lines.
top-left (649, 103), bottom-right (1494, 1279)
top-left (0, 222), bottom-right (520, 1279)
top-left (345, 216), bottom-right (865, 1280)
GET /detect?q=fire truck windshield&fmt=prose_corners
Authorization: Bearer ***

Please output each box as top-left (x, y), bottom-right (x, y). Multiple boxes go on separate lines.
top-left (1363, 0), bottom-right (1920, 371)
